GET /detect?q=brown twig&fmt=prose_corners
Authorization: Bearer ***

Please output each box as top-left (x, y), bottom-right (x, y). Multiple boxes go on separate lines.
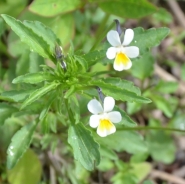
top-left (154, 64), bottom-right (185, 95)
top-left (49, 166), bottom-right (56, 184)
top-left (167, 0), bottom-right (185, 29)
top-left (150, 169), bottom-right (185, 184)
top-left (46, 151), bottom-right (63, 177)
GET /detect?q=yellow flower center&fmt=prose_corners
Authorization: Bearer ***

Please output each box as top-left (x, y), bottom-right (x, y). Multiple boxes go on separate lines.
top-left (115, 52), bottom-right (130, 66)
top-left (99, 119), bottom-right (114, 131)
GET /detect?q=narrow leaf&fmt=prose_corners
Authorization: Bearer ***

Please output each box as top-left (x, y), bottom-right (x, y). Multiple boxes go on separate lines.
top-left (102, 77), bottom-right (141, 95)
top-left (74, 55), bottom-right (88, 71)
top-left (68, 123), bottom-right (100, 171)
top-left (1, 89), bottom-right (35, 102)
top-left (23, 20), bottom-right (60, 54)
top-left (29, 0), bottom-right (82, 17)
top-left (1, 14), bottom-right (55, 61)
top-left (13, 72), bottom-right (55, 84)
top-left (64, 85), bottom-right (76, 98)
top-left (98, 0), bottom-right (156, 19)
top-left (7, 121), bottom-right (37, 169)
top-left (89, 80), bottom-right (151, 103)
top-left (39, 93), bottom-right (56, 120)
top-left (21, 82), bottom-right (59, 109)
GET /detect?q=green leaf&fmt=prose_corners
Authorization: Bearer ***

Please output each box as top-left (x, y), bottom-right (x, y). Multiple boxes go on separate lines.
top-left (69, 95), bottom-right (80, 124)
top-left (7, 149), bottom-right (42, 184)
top-left (29, 0), bottom-right (82, 17)
top-left (111, 164), bottom-right (138, 184)
top-left (0, 0), bottom-right (27, 18)
top-left (131, 152), bottom-right (149, 163)
top-left (47, 112), bottom-right (57, 133)
top-left (132, 27), bottom-right (170, 54)
top-left (74, 55), bottom-right (88, 71)
top-left (130, 53), bottom-right (154, 80)
top-left (68, 123), bottom-right (100, 171)
top-left (15, 50), bottom-right (30, 75)
top-left (0, 17), bottom-right (5, 36)
top-left (102, 77), bottom-right (141, 95)
top-left (170, 113), bottom-right (185, 131)
top-left (12, 72), bottom-right (55, 84)
top-left (7, 121), bottom-right (37, 169)
top-left (152, 8), bottom-right (173, 24)
top-left (97, 131), bottom-right (148, 154)
top-left (98, 0), bottom-right (156, 19)
top-left (23, 20), bottom-right (60, 54)
top-left (114, 106), bottom-right (137, 127)
top-left (1, 89), bottom-right (35, 102)
top-left (143, 180), bottom-right (155, 184)
top-left (0, 103), bottom-right (18, 126)
top-left (131, 162), bottom-right (152, 183)
top-left (64, 85), bottom-right (76, 98)
top-left (152, 95), bottom-right (177, 118)
top-left (100, 145), bottom-right (118, 160)
top-left (127, 101), bottom-right (142, 115)
top-left (1, 14), bottom-right (55, 61)
top-left (146, 119), bottom-right (176, 164)
top-left (29, 52), bottom-right (45, 73)
top-left (39, 93), bottom-right (56, 120)
top-left (181, 64), bottom-right (185, 80)
top-left (51, 14), bottom-right (74, 46)
top-left (146, 129), bottom-right (175, 164)
top-left (82, 49), bottom-right (106, 67)
top-left (97, 158), bottom-right (114, 172)
top-left (89, 80), bottom-right (151, 104)
top-left (40, 112), bottom-right (57, 134)
top-left (155, 81), bottom-right (178, 93)
top-left (21, 82), bottom-right (59, 109)
top-left (40, 117), bottom-right (50, 134)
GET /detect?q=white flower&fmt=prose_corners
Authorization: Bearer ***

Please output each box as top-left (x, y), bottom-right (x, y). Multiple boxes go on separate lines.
top-left (87, 96), bottom-right (122, 137)
top-left (106, 29), bottom-right (139, 71)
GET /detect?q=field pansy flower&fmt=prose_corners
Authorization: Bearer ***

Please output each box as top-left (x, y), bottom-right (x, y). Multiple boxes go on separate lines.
top-left (87, 96), bottom-right (122, 137)
top-left (106, 29), bottom-right (139, 71)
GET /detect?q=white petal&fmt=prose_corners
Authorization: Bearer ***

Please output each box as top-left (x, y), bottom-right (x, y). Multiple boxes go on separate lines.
top-left (87, 99), bottom-right (103, 114)
top-left (107, 30), bottom-right (121, 47)
top-left (89, 115), bottom-right (100, 128)
top-left (124, 46), bottom-right (139, 58)
top-left (113, 59), bottom-right (132, 71)
top-left (108, 111), bottom-right (122, 123)
top-left (122, 29), bottom-right (134, 46)
top-left (97, 120), bottom-right (116, 137)
top-left (103, 96), bottom-right (115, 112)
top-left (106, 47), bottom-right (117, 59)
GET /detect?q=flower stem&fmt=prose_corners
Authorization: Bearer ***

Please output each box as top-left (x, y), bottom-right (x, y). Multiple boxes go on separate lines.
top-left (90, 14), bottom-right (113, 51)
top-left (64, 99), bottom-right (75, 125)
top-left (117, 126), bottom-right (185, 133)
